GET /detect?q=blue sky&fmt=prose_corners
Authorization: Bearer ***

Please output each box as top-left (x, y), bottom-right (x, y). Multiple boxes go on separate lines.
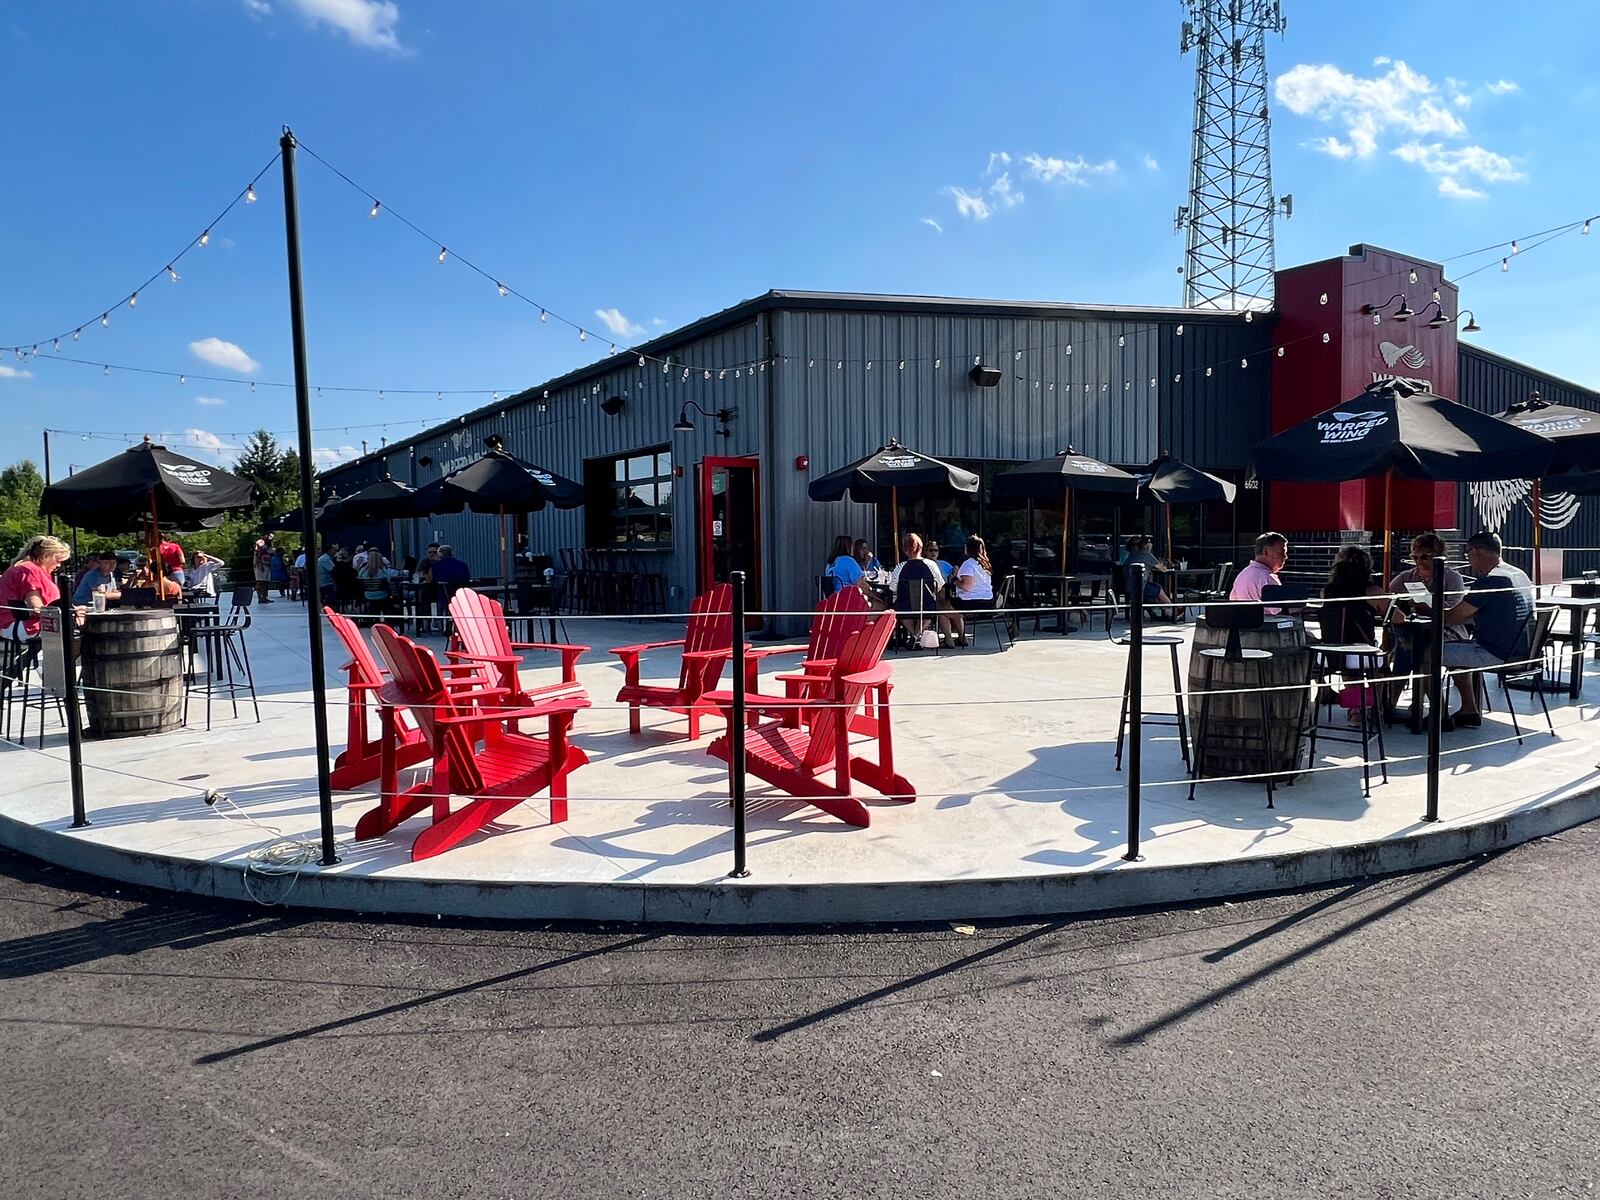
top-left (1, 0), bottom-right (1594, 472)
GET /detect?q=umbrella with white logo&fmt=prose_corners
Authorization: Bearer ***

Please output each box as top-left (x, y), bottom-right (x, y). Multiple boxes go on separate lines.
top-left (993, 448), bottom-right (1137, 571)
top-left (39, 436), bottom-right (256, 587)
top-left (807, 438), bottom-right (980, 562)
top-left (409, 436), bottom-right (584, 588)
top-left (1252, 379), bottom-right (1553, 579)
top-left (1494, 391), bottom-right (1600, 584)
top-left (1139, 453), bottom-right (1239, 561)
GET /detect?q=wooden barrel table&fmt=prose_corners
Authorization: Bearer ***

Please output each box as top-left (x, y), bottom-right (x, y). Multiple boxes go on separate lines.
top-left (80, 609), bottom-right (184, 739)
top-left (1186, 618), bottom-right (1310, 778)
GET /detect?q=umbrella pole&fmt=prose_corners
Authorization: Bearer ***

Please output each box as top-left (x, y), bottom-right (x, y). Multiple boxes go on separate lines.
top-left (499, 504), bottom-right (510, 591)
top-left (1382, 471), bottom-right (1393, 583)
top-left (1061, 491), bottom-right (1070, 573)
top-left (1532, 479), bottom-right (1543, 588)
top-left (150, 493), bottom-right (162, 594)
top-left (891, 486), bottom-right (900, 564)
top-left (1164, 503), bottom-right (1174, 563)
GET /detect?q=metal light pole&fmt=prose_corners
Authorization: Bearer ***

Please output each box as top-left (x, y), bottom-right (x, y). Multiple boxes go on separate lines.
top-left (42, 430), bottom-right (53, 535)
top-left (1124, 564), bottom-right (1145, 861)
top-left (279, 127), bottom-right (339, 866)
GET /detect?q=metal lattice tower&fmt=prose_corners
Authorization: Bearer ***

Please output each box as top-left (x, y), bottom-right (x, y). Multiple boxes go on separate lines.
top-left (1175, 0), bottom-right (1289, 310)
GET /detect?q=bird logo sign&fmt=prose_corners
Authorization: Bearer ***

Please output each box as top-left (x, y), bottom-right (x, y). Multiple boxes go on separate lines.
top-left (1317, 410), bottom-right (1390, 444)
top-left (1379, 341), bottom-right (1428, 370)
top-left (158, 462), bottom-right (214, 487)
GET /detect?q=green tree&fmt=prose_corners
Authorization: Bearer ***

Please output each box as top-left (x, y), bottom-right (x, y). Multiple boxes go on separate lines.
top-left (0, 458), bottom-right (46, 561)
top-left (233, 429), bottom-right (306, 521)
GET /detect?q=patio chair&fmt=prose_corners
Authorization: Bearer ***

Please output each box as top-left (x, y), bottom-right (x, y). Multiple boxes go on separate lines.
top-left (959, 573), bottom-right (1017, 650)
top-left (446, 587), bottom-right (589, 720)
top-left (706, 613), bottom-right (915, 826)
top-left (1485, 608), bottom-right (1557, 744)
top-left (361, 623), bottom-right (589, 861)
top-left (324, 606), bottom-right (490, 790)
top-left (611, 583), bottom-right (733, 738)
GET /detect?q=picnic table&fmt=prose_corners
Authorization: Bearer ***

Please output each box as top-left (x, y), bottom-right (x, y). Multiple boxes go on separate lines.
top-left (1024, 572), bottom-right (1114, 633)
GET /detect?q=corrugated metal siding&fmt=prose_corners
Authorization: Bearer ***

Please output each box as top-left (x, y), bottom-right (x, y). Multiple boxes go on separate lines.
top-left (1456, 344), bottom-right (1600, 571)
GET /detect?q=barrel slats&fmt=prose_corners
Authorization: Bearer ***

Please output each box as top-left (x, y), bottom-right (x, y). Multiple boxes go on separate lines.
top-left (81, 610), bottom-right (184, 739)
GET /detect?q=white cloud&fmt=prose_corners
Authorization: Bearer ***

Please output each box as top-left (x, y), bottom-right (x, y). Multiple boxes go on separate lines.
top-left (1021, 152), bottom-right (1119, 185)
top-left (651, 317), bottom-right (666, 327)
top-left (988, 171), bottom-right (1023, 208)
top-left (1437, 177), bottom-right (1487, 200)
top-left (1373, 55), bottom-right (1392, 66)
top-left (0, 365), bottom-right (34, 379)
top-left (312, 445), bottom-right (361, 466)
top-left (282, 0), bottom-right (406, 53)
top-left (195, 395), bottom-right (226, 406)
top-left (1309, 135), bottom-right (1357, 159)
top-left (1452, 93), bottom-right (1472, 109)
top-left (920, 216), bottom-right (943, 234)
top-left (243, 0), bottom-right (272, 14)
top-left (1276, 60), bottom-right (1466, 157)
top-left (1486, 79), bottom-right (1519, 95)
top-left (1392, 141), bottom-right (1525, 197)
top-left (984, 151), bottom-right (1011, 176)
top-left (189, 337), bottom-right (261, 373)
top-left (1141, 153), bottom-right (1159, 171)
top-left (944, 186), bottom-right (992, 221)
top-left (594, 307), bottom-right (645, 338)
top-left (183, 429), bottom-right (228, 458)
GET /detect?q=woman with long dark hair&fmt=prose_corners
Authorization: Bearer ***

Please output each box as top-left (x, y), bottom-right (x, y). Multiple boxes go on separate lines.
top-left (823, 533), bottom-right (860, 596)
top-left (1320, 545), bottom-right (1381, 646)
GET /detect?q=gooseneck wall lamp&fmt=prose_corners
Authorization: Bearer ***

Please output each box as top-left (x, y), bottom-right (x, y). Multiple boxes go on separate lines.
top-left (673, 399), bottom-right (737, 438)
top-left (1363, 293), bottom-right (1415, 323)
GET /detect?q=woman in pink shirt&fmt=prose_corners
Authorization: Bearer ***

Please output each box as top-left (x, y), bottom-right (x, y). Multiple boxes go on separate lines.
top-left (1, 535), bottom-right (71, 642)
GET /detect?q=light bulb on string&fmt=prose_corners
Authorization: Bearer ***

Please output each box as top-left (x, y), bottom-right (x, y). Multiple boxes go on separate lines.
top-left (704, 370), bottom-right (711, 380)
top-left (496, 282), bottom-right (508, 297)
top-left (1174, 373), bottom-right (1182, 383)
top-left (1176, 324), bottom-right (1184, 335)
top-left (639, 356), bottom-right (647, 367)
top-left (128, 292), bottom-right (137, 308)
top-left (369, 200), bottom-right (381, 219)
top-left (578, 329), bottom-right (587, 342)
top-left (179, 375), bottom-right (186, 385)
top-left (610, 344), bottom-right (617, 356)
top-left (1206, 367), bottom-right (1213, 377)
top-left (1277, 347), bottom-right (1285, 357)
top-left (1373, 312), bottom-right (1381, 325)
top-left (1511, 240), bottom-right (1520, 255)
top-left (1319, 293), bottom-right (1327, 305)
top-left (934, 358), bottom-right (941, 368)
top-left (1322, 332), bottom-right (1330, 344)
top-left (1014, 350), bottom-right (1021, 361)
top-left (866, 361), bottom-right (873, 370)
top-left (1066, 344), bottom-right (1073, 355)
top-left (167, 266), bottom-right (180, 283)
top-left (250, 382), bottom-right (256, 393)
top-left (100, 313), bottom-right (109, 328)
top-left (1432, 288), bottom-right (1441, 303)
top-left (52, 339), bottom-right (59, 352)
top-left (437, 246), bottom-right (447, 264)
top-left (492, 392), bottom-right (499, 402)
top-left (1244, 310), bottom-right (1253, 322)
top-left (246, 183), bottom-right (256, 204)
top-left (1583, 220), bottom-right (1591, 236)
top-left (898, 361), bottom-right (904, 370)
top-left (1240, 358), bottom-right (1247, 369)
top-left (199, 230), bottom-right (210, 246)
top-left (540, 309), bottom-right (548, 323)
top-left (719, 370), bottom-right (726, 380)
top-left (1149, 378), bottom-right (1156, 388)
top-left (1501, 257), bottom-right (1510, 272)
top-left (1117, 335), bottom-right (1125, 347)
top-left (1408, 269), bottom-right (1418, 284)
top-left (73, 328), bottom-right (81, 341)
top-left (103, 364), bottom-right (109, 376)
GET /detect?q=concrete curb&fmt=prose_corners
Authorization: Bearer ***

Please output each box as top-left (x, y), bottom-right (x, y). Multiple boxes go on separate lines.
top-left (4, 783), bottom-right (1598, 924)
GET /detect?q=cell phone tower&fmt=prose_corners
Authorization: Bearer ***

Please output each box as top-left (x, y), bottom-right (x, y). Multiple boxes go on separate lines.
top-left (1174, 0), bottom-right (1292, 311)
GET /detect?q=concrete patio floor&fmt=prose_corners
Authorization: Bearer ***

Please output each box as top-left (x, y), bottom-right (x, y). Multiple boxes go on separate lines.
top-left (2, 600), bottom-right (1598, 922)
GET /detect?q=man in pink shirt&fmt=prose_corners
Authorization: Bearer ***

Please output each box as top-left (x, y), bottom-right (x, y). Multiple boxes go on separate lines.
top-left (1230, 532), bottom-right (1289, 608)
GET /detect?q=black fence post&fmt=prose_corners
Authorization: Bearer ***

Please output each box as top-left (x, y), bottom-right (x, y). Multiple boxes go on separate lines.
top-left (1124, 563), bottom-right (1145, 861)
top-left (728, 570), bottom-right (750, 879)
top-left (1424, 556), bottom-right (1445, 823)
top-left (56, 596), bottom-right (88, 829)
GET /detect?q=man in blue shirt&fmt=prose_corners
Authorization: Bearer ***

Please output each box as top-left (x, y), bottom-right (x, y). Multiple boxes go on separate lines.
top-left (1441, 530), bottom-right (1535, 730)
top-left (71, 552), bottom-right (121, 605)
top-left (430, 544), bottom-right (471, 589)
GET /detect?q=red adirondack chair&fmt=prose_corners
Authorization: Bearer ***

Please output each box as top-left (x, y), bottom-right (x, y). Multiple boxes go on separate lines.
top-left (612, 583), bottom-right (736, 739)
top-left (707, 613), bottom-right (915, 827)
top-left (360, 623), bottom-right (590, 861)
top-left (703, 587), bottom-right (871, 729)
top-left (447, 587), bottom-right (589, 715)
top-left (324, 606), bottom-right (489, 790)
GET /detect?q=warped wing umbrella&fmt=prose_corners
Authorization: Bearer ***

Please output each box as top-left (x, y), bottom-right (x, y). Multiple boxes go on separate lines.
top-left (411, 437), bottom-right (584, 585)
top-left (1139, 453), bottom-right (1237, 561)
top-left (994, 447), bottom-right (1137, 570)
top-left (807, 438), bottom-right (979, 561)
top-left (39, 437), bottom-right (256, 538)
top-left (1252, 379), bottom-right (1553, 577)
top-left (1496, 397), bottom-right (1600, 582)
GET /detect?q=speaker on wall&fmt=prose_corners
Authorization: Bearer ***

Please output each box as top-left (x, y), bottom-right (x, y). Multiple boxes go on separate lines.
top-left (968, 364), bottom-right (1002, 388)
top-left (600, 395), bottom-right (626, 416)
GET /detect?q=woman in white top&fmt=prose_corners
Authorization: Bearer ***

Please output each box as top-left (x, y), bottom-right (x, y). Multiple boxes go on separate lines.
top-left (951, 535), bottom-right (994, 605)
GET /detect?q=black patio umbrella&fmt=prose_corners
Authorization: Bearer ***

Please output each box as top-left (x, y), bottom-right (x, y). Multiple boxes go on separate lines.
top-left (410, 436), bottom-right (584, 585)
top-left (993, 447), bottom-right (1138, 570)
top-left (1252, 379), bottom-right (1554, 578)
top-left (1496, 393), bottom-right (1600, 583)
top-left (1139, 453), bottom-right (1238, 560)
top-left (807, 438), bottom-right (980, 561)
top-left (39, 437), bottom-right (255, 583)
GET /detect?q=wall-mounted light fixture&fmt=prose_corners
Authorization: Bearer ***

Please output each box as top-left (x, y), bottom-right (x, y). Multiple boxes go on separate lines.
top-left (1417, 301), bottom-right (1452, 329)
top-left (673, 399), bottom-right (737, 437)
top-left (968, 364), bottom-right (1003, 387)
top-left (1363, 293), bottom-right (1414, 323)
top-left (600, 395), bottom-right (625, 416)
top-left (1459, 310), bottom-right (1482, 334)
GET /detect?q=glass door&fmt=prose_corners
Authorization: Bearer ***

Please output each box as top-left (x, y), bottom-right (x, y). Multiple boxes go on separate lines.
top-left (697, 456), bottom-right (762, 611)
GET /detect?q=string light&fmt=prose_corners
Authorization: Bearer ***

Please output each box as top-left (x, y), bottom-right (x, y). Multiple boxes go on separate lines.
top-left (1584, 220), bottom-right (1591, 236)
top-left (1240, 357), bottom-right (1248, 369)
top-left (1502, 257), bottom-right (1510, 272)
top-left (246, 184), bottom-right (256, 204)
top-left (1409, 269), bottom-right (1418, 283)
top-left (127, 292), bottom-right (137, 308)
top-left (539, 309), bottom-right (548, 323)
top-left (1511, 240), bottom-right (1520, 255)
top-left (1322, 332), bottom-right (1330, 343)
top-left (179, 375), bottom-right (186, 385)
top-left (199, 230), bottom-right (210, 246)
top-left (369, 200), bottom-right (381, 219)
top-left (578, 329), bottom-right (587, 342)
top-left (167, 266), bottom-right (180, 283)
top-left (100, 313), bottom-right (109, 328)
top-left (1319, 293), bottom-right (1327, 305)
top-left (1117, 335), bottom-right (1125, 347)
top-left (72, 328), bottom-right (81, 341)
top-left (103, 364), bottom-right (109, 375)
top-left (437, 246), bottom-right (447, 264)
top-left (1175, 324), bottom-right (1184, 335)
top-left (496, 282), bottom-right (508, 297)
top-left (52, 338), bottom-right (59, 352)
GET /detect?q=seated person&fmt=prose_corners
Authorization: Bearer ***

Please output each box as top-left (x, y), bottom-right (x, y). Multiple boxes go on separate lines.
top-left (1388, 532), bottom-right (1467, 619)
top-left (186, 551), bottom-right (224, 597)
top-left (1439, 531), bottom-right (1535, 731)
top-left (72, 551), bottom-right (122, 606)
top-left (921, 539), bottom-right (954, 583)
top-left (132, 558), bottom-right (182, 601)
top-left (890, 533), bottom-right (949, 644)
top-left (1122, 537), bottom-right (1176, 613)
top-left (827, 537), bottom-right (867, 595)
top-left (1319, 545), bottom-right (1382, 645)
top-left (853, 538), bottom-right (886, 582)
top-left (1230, 532), bottom-right (1288, 602)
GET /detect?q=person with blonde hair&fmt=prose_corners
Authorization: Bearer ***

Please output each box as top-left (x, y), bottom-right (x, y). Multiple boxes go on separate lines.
top-left (1, 535), bottom-right (72, 646)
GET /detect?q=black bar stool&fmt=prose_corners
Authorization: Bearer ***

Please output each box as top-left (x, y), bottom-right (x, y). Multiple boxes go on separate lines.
top-left (183, 586), bottom-right (261, 730)
top-left (1189, 604), bottom-right (1277, 807)
top-left (1305, 641), bottom-right (1388, 796)
top-left (1113, 629), bottom-right (1191, 770)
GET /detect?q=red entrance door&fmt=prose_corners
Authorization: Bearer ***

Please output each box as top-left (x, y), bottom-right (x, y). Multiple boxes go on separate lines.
top-left (697, 456), bottom-right (762, 610)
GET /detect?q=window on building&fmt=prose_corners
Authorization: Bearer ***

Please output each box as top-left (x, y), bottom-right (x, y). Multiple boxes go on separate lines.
top-left (584, 447), bottom-right (673, 548)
